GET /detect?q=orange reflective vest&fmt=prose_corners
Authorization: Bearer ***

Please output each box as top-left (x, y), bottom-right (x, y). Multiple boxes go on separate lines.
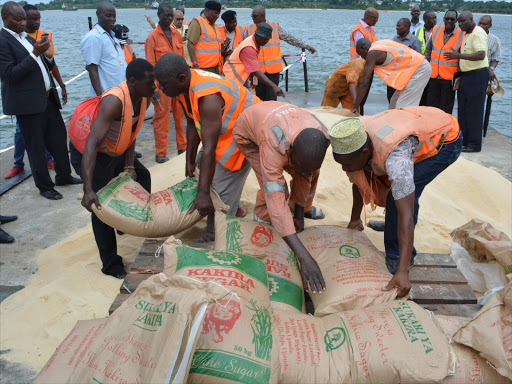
top-left (369, 39), bottom-right (425, 91)
top-left (178, 70), bottom-right (261, 171)
top-left (220, 24), bottom-right (246, 66)
top-left (430, 26), bottom-right (464, 80)
top-left (347, 106), bottom-right (459, 207)
top-left (34, 30), bottom-right (54, 71)
top-left (222, 36), bottom-right (259, 86)
top-left (99, 81), bottom-right (147, 156)
top-left (350, 22), bottom-right (376, 61)
top-left (193, 16), bottom-right (222, 69)
top-left (35, 29), bottom-right (52, 42)
top-left (123, 44), bottom-right (134, 64)
top-left (247, 21), bottom-right (283, 74)
top-left (220, 25), bottom-right (245, 50)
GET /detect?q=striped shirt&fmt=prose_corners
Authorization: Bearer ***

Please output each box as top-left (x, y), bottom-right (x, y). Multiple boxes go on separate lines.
top-left (277, 25), bottom-right (309, 50)
top-left (487, 32), bottom-right (501, 64)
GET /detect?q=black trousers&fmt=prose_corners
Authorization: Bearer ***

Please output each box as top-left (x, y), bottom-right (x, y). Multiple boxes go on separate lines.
top-left (458, 68), bottom-right (489, 150)
top-left (419, 81), bottom-right (429, 106)
top-left (359, 73), bottom-right (373, 116)
top-left (17, 95), bottom-right (72, 191)
top-left (255, 72), bottom-right (280, 101)
top-left (91, 153), bottom-right (151, 276)
top-left (69, 141), bottom-right (82, 177)
top-left (386, 85), bottom-right (395, 104)
top-left (426, 78), bottom-right (456, 114)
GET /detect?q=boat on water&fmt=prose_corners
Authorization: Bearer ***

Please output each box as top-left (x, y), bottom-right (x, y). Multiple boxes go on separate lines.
top-left (62, 4), bottom-right (78, 11)
top-left (144, 1), bottom-right (158, 10)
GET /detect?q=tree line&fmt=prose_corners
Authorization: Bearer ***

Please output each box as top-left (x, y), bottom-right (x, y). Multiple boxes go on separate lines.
top-left (18, 0), bottom-right (512, 14)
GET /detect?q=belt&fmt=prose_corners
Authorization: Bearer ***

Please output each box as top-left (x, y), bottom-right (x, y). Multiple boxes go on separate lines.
top-left (461, 67), bottom-right (488, 75)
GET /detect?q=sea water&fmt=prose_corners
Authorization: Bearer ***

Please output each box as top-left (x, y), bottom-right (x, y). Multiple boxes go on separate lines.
top-left (0, 8), bottom-right (510, 148)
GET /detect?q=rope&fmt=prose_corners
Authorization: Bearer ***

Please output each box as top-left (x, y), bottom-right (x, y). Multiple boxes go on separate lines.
top-left (0, 70), bottom-right (87, 121)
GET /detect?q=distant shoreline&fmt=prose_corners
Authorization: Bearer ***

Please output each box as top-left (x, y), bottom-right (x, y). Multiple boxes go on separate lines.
top-left (43, 7), bottom-right (512, 16)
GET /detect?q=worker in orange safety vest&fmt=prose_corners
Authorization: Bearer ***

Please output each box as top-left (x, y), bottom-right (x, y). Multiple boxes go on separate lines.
top-left (352, 39), bottom-right (431, 112)
top-left (233, 102), bottom-right (330, 294)
top-left (219, 10), bottom-right (246, 64)
top-left (155, 53), bottom-right (261, 243)
top-left (222, 22), bottom-right (284, 98)
top-left (330, 107), bottom-right (462, 298)
top-left (187, 1), bottom-right (226, 74)
top-left (81, 59), bottom-right (156, 279)
top-left (349, 7), bottom-right (378, 115)
top-left (424, 10), bottom-right (464, 114)
top-left (246, 5), bottom-right (317, 101)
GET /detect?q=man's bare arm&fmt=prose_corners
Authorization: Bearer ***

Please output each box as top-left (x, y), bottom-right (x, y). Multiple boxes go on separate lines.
top-left (252, 70), bottom-right (284, 97)
top-left (352, 51), bottom-right (385, 113)
top-left (188, 94), bottom-right (224, 216)
top-left (86, 64), bottom-right (103, 96)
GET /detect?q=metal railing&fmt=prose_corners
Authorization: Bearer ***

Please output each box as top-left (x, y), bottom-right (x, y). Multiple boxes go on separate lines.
top-left (281, 48), bottom-right (309, 93)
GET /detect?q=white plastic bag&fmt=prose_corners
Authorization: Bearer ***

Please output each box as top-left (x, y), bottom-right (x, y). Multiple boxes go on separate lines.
top-left (450, 243), bottom-right (507, 293)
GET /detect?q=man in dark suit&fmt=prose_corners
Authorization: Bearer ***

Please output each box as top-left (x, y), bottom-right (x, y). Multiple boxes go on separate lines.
top-left (0, 2), bottom-right (80, 200)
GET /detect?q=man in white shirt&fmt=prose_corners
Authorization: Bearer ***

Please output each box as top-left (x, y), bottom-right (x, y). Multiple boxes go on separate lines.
top-left (410, 5), bottom-right (424, 34)
top-left (0, 1), bottom-right (80, 200)
top-left (81, 2), bottom-right (126, 97)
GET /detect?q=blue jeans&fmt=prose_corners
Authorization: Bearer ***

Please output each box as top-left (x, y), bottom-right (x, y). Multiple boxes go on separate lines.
top-left (384, 135), bottom-right (463, 263)
top-left (14, 121), bottom-right (53, 168)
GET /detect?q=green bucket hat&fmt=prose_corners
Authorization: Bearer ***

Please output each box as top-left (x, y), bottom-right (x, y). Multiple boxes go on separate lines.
top-left (329, 118), bottom-right (367, 155)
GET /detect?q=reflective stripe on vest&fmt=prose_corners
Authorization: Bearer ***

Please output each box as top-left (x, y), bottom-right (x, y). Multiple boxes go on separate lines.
top-left (414, 27), bottom-right (427, 54)
top-left (350, 22), bottom-right (376, 61)
top-left (430, 26), bottom-right (464, 80)
top-left (180, 70), bottom-right (261, 170)
top-left (194, 16), bottom-right (222, 68)
top-left (222, 36), bottom-right (259, 85)
top-left (220, 25), bottom-right (245, 65)
top-left (99, 81), bottom-right (147, 156)
top-left (369, 40), bottom-right (425, 91)
top-left (220, 25), bottom-right (245, 49)
top-left (247, 21), bottom-right (283, 73)
top-left (348, 107), bottom-right (459, 208)
top-left (364, 106), bottom-right (459, 175)
top-left (264, 181), bottom-right (286, 193)
top-left (123, 44), bottom-right (134, 64)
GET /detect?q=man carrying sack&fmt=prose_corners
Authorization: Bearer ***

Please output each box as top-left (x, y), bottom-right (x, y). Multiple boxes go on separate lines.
top-left (233, 101), bottom-right (330, 294)
top-left (81, 59), bottom-right (156, 279)
top-left (154, 53), bottom-right (260, 242)
top-left (330, 107), bottom-right (462, 297)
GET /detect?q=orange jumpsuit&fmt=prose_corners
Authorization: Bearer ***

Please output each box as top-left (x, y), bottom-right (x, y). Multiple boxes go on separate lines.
top-left (233, 101), bottom-right (329, 237)
top-left (321, 58), bottom-right (365, 109)
top-left (145, 24), bottom-right (187, 155)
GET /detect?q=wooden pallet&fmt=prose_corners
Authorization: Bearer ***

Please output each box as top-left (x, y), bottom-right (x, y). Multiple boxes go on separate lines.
top-left (109, 239), bottom-right (480, 317)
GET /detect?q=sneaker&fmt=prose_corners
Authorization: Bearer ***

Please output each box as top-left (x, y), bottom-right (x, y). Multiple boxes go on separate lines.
top-left (368, 220), bottom-right (385, 232)
top-left (155, 155), bottom-right (169, 163)
top-left (304, 206), bottom-right (325, 220)
top-left (385, 258), bottom-right (415, 275)
top-left (4, 166), bottom-right (24, 179)
top-left (47, 160), bottom-right (55, 169)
